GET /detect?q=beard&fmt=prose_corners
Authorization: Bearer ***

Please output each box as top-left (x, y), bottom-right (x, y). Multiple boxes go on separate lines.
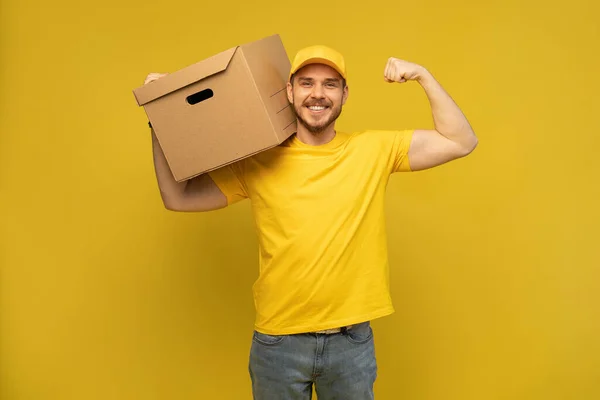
top-left (292, 99), bottom-right (343, 134)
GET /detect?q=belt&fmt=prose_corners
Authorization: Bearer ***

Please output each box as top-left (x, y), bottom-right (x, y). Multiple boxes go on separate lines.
top-left (314, 325), bottom-right (353, 335)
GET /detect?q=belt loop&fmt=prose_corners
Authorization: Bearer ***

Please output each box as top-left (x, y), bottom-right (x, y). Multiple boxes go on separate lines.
top-left (340, 326), bottom-right (348, 335)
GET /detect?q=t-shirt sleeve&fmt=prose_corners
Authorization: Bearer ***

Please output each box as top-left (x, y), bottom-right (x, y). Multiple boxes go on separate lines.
top-left (207, 161), bottom-right (249, 205)
top-left (391, 129), bottom-right (414, 172)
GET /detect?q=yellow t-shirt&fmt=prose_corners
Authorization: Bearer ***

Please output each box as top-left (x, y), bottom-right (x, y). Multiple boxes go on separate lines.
top-left (208, 129), bottom-right (413, 335)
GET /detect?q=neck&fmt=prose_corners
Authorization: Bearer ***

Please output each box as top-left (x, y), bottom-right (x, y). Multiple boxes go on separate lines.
top-left (295, 123), bottom-right (337, 146)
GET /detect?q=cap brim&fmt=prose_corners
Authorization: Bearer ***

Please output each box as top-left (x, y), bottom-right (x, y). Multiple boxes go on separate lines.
top-left (290, 57), bottom-right (346, 80)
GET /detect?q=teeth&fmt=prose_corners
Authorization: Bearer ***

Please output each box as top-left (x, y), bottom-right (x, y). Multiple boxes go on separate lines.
top-left (308, 106), bottom-right (326, 111)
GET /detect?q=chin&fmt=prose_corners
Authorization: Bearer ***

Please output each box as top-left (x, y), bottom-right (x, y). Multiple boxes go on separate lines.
top-left (293, 103), bottom-right (342, 134)
top-left (302, 121), bottom-right (330, 134)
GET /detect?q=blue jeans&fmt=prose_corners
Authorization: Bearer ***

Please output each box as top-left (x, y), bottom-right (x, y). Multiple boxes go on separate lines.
top-left (249, 322), bottom-right (377, 399)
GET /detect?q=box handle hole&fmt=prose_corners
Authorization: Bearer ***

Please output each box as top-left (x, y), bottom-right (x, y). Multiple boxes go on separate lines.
top-left (186, 89), bottom-right (214, 105)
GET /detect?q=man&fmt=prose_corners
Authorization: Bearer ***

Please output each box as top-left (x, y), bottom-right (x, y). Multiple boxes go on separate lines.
top-left (144, 45), bottom-right (477, 399)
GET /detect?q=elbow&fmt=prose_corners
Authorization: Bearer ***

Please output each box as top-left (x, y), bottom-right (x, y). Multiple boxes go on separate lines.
top-left (163, 202), bottom-right (180, 212)
top-left (164, 202), bottom-right (191, 212)
top-left (467, 136), bottom-right (479, 154)
top-left (162, 197), bottom-right (185, 212)
top-left (164, 203), bottom-right (181, 212)
top-left (459, 134), bottom-right (478, 157)
top-left (159, 189), bottom-right (188, 212)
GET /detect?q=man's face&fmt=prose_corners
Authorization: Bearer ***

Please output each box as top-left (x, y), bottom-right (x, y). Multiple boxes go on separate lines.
top-left (287, 64), bottom-right (349, 134)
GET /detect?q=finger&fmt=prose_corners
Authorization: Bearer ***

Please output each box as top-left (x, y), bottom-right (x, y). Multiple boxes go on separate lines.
top-left (384, 59), bottom-right (391, 80)
top-left (144, 73), bottom-right (167, 85)
top-left (391, 63), bottom-right (399, 82)
top-left (396, 69), bottom-right (407, 83)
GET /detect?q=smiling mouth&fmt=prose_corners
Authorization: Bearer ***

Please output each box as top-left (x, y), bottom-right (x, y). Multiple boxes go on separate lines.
top-left (306, 105), bottom-right (329, 112)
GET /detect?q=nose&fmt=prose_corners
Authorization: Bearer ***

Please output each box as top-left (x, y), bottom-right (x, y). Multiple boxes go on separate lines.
top-left (310, 83), bottom-right (325, 99)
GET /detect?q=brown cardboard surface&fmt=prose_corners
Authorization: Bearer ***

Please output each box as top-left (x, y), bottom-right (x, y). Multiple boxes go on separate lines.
top-left (133, 34), bottom-right (296, 182)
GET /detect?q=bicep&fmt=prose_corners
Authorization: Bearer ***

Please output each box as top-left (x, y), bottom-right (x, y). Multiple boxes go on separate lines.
top-left (407, 129), bottom-right (469, 171)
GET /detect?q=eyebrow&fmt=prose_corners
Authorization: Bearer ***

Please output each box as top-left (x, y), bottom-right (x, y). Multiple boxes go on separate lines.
top-left (297, 77), bottom-right (341, 84)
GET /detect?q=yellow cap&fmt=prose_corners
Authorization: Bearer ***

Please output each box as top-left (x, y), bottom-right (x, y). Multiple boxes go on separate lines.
top-left (289, 45), bottom-right (347, 80)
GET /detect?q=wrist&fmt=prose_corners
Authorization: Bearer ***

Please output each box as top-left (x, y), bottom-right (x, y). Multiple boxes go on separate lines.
top-left (416, 67), bottom-right (432, 84)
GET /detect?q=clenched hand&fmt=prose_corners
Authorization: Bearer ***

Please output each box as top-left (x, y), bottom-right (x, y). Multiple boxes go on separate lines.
top-left (383, 58), bottom-right (428, 84)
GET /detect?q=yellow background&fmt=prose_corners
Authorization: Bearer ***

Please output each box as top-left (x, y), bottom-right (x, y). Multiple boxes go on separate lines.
top-left (1, 0), bottom-right (599, 399)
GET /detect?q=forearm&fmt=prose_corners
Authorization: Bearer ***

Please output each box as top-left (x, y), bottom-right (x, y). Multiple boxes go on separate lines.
top-left (151, 130), bottom-right (188, 209)
top-left (418, 70), bottom-right (478, 151)
top-left (150, 130), bottom-right (228, 212)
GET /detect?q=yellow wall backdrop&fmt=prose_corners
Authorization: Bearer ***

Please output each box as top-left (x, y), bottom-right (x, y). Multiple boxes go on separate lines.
top-left (1, 0), bottom-right (599, 399)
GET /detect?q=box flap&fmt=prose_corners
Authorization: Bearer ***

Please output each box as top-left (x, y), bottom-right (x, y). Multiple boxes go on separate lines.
top-left (133, 46), bottom-right (238, 106)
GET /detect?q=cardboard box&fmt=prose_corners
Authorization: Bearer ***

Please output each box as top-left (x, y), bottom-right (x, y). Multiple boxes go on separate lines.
top-left (133, 34), bottom-right (297, 182)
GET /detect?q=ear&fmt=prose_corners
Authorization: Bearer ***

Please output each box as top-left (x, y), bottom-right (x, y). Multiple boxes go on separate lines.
top-left (286, 81), bottom-right (293, 104)
top-left (342, 85), bottom-right (349, 105)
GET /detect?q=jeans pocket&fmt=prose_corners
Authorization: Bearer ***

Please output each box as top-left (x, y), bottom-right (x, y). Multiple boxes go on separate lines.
top-left (345, 322), bottom-right (373, 345)
top-left (253, 330), bottom-right (286, 346)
